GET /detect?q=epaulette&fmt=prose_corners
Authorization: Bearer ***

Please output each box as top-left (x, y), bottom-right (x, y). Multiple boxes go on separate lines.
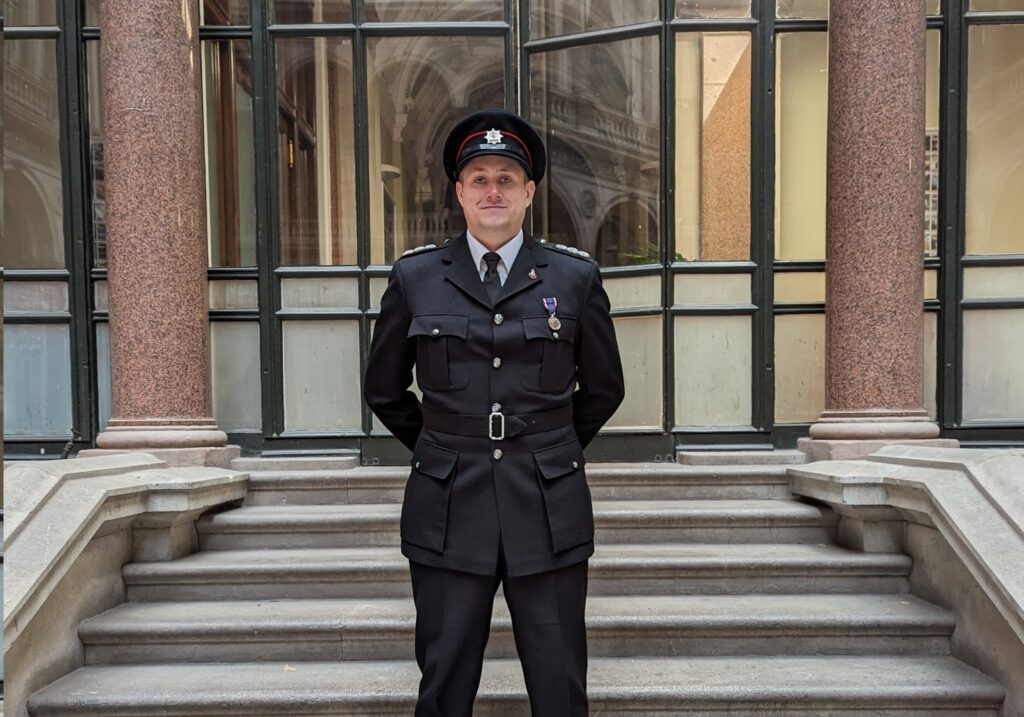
top-left (399, 243), bottom-right (441, 258)
top-left (537, 238), bottom-right (591, 260)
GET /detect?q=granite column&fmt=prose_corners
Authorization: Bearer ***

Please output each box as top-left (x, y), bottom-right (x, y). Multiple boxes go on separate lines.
top-left (800, 0), bottom-right (956, 461)
top-left (87, 0), bottom-right (237, 465)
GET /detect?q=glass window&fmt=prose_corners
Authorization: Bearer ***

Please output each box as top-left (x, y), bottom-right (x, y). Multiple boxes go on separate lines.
top-left (3, 39), bottom-right (65, 269)
top-left (605, 316), bottom-right (663, 430)
top-left (85, 41), bottom-right (108, 268)
top-left (677, 0), bottom-right (751, 19)
top-left (965, 24), bottom-right (1024, 256)
top-left (774, 313), bottom-right (826, 423)
top-left (283, 320), bottom-right (362, 431)
top-left (531, 35), bottom-right (661, 266)
top-left (970, 0), bottom-right (1024, 9)
top-left (7, 1), bottom-right (56, 25)
top-left (3, 324), bottom-right (73, 437)
top-left (675, 315), bottom-right (752, 427)
top-left (276, 37), bottom-right (358, 266)
top-left (275, 0), bottom-right (351, 23)
top-left (366, 36), bottom-right (504, 264)
top-left (963, 309), bottom-right (1024, 421)
top-left (202, 0), bottom-right (250, 25)
top-left (676, 32), bottom-right (751, 262)
top-left (924, 30), bottom-right (941, 258)
top-left (202, 40), bottom-right (258, 267)
top-left (776, 0), bottom-right (827, 18)
top-left (774, 32), bottom-right (827, 262)
top-left (531, 0), bottom-right (658, 40)
top-left (365, 0), bottom-right (502, 23)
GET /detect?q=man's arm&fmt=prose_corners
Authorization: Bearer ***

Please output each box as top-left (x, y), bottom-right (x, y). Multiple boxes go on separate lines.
top-left (572, 262), bottom-right (625, 448)
top-left (363, 260), bottom-right (423, 452)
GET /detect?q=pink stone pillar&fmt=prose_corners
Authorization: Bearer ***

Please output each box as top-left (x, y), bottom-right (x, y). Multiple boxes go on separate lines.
top-left (89, 0), bottom-right (236, 465)
top-left (800, 0), bottom-right (956, 461)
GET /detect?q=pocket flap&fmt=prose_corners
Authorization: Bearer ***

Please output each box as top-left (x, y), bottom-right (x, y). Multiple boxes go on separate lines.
top-left (408, 314), bottom-right (469, 340)
top-left (411, 440), bottom-right (459, 480)
top-left (522, 315), bottom-right (576, 342)
top-left (533, 439), bottom-right (586, 480)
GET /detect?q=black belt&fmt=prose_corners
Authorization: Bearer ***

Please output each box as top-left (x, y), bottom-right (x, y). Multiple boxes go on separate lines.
top-left (423, 406), bottom-right (573, 440)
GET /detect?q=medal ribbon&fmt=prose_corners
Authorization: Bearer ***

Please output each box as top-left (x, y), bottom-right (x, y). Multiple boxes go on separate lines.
top-left (542, 297), bottom-right (557, 316)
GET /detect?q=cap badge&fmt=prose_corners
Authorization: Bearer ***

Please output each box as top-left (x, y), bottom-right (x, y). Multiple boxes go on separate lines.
top-left (485, 128), bottom-right (503, 145)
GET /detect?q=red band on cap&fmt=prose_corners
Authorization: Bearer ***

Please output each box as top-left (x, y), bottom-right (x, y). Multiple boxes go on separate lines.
top-left (456, 129), bottom-right (533, 171)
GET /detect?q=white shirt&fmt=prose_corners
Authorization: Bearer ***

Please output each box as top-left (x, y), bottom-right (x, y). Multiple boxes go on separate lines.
top-left (466, 229), bottom-right (523, 286)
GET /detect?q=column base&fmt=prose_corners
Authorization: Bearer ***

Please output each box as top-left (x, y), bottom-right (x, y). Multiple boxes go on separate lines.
top-left (78, 445), bottom-right (241, 468)
top-left (798, 437), bottom-right (959, 462)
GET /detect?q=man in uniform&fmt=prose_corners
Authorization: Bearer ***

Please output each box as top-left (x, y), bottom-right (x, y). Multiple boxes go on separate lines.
top-left (364, 108), bottom-right (625, 716)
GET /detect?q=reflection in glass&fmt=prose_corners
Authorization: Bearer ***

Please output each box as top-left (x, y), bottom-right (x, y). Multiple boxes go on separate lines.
top-left (676, 33), bottom-right (751, 262)
top-left (86, 41), bottom-right (108, 268)
top-left (774, 32), bottom-right (827, 262)
top-left (677, 0), bottom-right (751, 19)
top-left (966, 25), bottom-right (1024, 255)
top-left (7, 1), bottom-right (56, 25)
top-left (367, 36), bottom-right (504, 263)
top-left (3, 39), bottom-right (65, 269)
top-left (531, 36), bottom-right (660, 266)
top-left (531, 0), bottom-right (657, 39)
top-left (275, 0), bottom-right (351, 23)
top-left (202, 0), bottom-right (251, 24)
top-left (366, 0), bottom-right (501, 22)
top-left (202, 40), bottom-right (258, 267)
top-left (276, 38), bottom-right (358, 266)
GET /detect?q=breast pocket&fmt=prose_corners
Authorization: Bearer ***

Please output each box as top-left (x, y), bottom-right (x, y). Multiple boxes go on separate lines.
top-left (520, 315), bottom-right (577, 393)
top-left (408, 314), bottom-right (470, 391)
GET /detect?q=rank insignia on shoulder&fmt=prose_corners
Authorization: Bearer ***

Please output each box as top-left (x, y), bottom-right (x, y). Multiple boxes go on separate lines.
top-left (401, 243), bottom-right (438, 257)
top-left (543, 242), bottom-right (591, 259)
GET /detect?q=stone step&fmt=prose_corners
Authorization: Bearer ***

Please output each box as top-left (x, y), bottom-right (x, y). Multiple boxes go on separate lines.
top-left (80, 594), bottom-right (954, 664)
top-left (676, 450), bottom-right (807, 466)
top-left (197, 500), bottom-right (834, 550)
top-left (231, 455), bottom-right (360, 472)
top-left (243, 463), bottom-right (795, 505)
top-left (28, 656), bottom-right (1004, 716)
top-left (123, 544), bottom-right (911, 601)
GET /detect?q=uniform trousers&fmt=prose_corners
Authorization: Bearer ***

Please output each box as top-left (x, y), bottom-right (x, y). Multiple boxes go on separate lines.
top-left (408, 545), bottom-right (589, 716)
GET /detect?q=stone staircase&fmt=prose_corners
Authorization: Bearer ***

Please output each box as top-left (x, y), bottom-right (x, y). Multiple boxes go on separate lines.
top-left (27, 454), bottom-right (1006, 716)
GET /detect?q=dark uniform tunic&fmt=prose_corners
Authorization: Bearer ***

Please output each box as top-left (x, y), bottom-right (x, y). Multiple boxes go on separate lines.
top-left (364, 230), bottom-right (625, 577)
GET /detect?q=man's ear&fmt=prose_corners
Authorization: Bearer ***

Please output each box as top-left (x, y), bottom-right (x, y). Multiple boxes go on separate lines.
top-left (455, 180), bottom-right (465, 207)
top-left (525, 179), bottom-right (536, 207)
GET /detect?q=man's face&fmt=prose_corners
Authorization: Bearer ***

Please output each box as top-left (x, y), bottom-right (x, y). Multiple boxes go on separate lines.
top-left (456, 156), bottom-right (536, 241)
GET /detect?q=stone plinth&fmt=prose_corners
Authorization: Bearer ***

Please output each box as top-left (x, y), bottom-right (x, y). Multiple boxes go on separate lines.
top-left (94, 0), bottom-right (231, 461)
top-left (803, 0), bottom-right (948, 460)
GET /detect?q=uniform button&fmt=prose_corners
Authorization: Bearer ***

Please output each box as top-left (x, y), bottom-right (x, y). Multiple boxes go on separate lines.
top-left (494, 313), bottom-right (504, 325)
top-left (492, 357), bottom-right (502, 369)
top-left (415, 461), bottom-right (421, 469)
top-left (491, 402), bottom-right (501, 412)
top-left (572, 461), bottom-right (579, 469)
top-left (552, 331), bottom-right (559, 339)
top-left (431, 328), bottom-right (440, 336)
top-left (493, 449), bottom-right (503, 460)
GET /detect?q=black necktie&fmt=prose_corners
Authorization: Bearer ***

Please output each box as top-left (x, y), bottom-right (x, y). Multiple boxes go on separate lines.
top-left (483, 252), bottom-right (502, 302)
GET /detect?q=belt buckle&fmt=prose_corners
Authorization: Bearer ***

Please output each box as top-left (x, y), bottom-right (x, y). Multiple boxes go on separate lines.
top-left (489, 411), bottom-right (505, 441)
